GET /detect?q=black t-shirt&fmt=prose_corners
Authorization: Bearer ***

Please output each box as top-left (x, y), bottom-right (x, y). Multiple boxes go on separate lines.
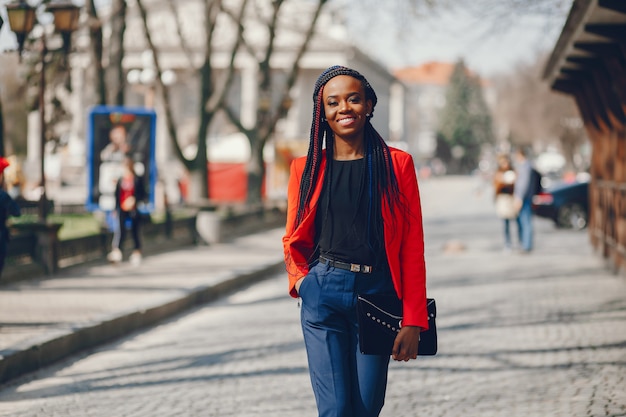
top-left (315, 158), bottom-right (383, 266)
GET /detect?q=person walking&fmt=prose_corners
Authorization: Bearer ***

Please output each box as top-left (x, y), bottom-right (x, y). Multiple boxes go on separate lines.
top-left (513, 147), bottom-right (536, 253)
top-left (107, 157), bottom-right (146, 265)
top-left (282, 66), bottom-right (429, 417)
top-left (0, 157), bottom-right (21, 278)
top-left (493, 154), bottom-right (520, 251)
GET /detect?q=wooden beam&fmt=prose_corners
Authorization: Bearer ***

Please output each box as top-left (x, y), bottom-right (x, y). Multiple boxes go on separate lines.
top-left (574, 42), bottom-right (626, 68)
top-left (566, 56), bottom-right (626, 110)
top-left (598, 0), bottom-right (626, 15)
top-left (561, 68), bottom-right (613, 128)
top-left (585, 23), bottom-right (626, 41)
top-left (585, 24), bottom-right (626, 58)
top-left (574, 42), bottom-right (626, 110)
top-left (552, 78), bottom-right (600, 130)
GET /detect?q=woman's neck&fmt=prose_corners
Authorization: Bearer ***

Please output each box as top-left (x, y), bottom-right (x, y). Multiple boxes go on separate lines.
top-left (333, 137), bottom-right (364, 161)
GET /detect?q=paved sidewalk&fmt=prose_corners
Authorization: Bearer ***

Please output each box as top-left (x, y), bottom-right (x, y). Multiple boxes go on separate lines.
top-left (0, 176), bottom-right (624, 416)
top-left (0, 227), bottom-right (286, 385)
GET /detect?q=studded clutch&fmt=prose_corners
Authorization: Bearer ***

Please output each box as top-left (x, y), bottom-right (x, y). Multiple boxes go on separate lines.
top-left (356, 294), bottom-right (437, 356)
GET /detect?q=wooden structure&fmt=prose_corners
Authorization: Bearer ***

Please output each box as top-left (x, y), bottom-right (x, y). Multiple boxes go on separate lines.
top-left (544, 0), bottom-right (626, 272)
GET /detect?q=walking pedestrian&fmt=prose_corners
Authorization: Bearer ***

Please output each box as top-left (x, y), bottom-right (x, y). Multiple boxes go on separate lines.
top-left (0, 157), bottom-right (21, 278)
top-left (282, 66), bottom-right (429, 417)
top-left (513, 147), bottom-right (536, 253)
top-left (107, 156), bottom-right (146, 265)
top-left (493, 153), bottom-right (520, 251)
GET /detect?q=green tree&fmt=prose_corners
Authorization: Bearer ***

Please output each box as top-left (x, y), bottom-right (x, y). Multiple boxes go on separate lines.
top-left (436, 59), bottom-right (494, 174)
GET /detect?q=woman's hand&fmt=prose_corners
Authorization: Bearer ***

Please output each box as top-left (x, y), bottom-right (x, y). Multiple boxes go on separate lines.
top-left (392, 326), bottom-right (421, 361)
top-left (121, 196), bottom-right (136, 212)
top-left (295, 277), bottom-right (305, 295)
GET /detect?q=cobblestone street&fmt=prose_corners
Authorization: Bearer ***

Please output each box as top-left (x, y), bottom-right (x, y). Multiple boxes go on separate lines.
top-left (0, 176), bottom-right (625, 417)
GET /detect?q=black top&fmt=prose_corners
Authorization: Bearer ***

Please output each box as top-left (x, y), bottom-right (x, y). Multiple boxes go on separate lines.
top-left (0, 190), bottom-right (21, 242)
top-left (315, 159), bottom-right (383, 266)
top-left (115, 175), bottom-right (147, 212)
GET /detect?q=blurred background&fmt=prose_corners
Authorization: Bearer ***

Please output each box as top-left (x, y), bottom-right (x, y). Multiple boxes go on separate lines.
top-left (0, 0), bottom-right (622, 267)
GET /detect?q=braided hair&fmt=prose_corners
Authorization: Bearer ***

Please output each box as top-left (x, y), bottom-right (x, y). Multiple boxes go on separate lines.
top-left (294, 66), bottom-right (402, 247)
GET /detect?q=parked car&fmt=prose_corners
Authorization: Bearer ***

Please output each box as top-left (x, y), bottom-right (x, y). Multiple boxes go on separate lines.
top-left (532, 181), bottom-right (589, 230)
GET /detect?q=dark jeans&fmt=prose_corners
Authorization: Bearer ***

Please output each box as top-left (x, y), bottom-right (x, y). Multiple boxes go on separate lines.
top-left (518, 199), bottom-right (534, 251)
top-left (299, 261), bottom-right (396, 417)
top-left (503, 217), bottom-right (521, 248)
top-left (112, 210), bottom-right (141, 251)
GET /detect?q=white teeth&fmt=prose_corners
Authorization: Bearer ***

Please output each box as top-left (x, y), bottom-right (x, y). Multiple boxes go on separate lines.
top-left (338, 118), bottom-right (355, 125)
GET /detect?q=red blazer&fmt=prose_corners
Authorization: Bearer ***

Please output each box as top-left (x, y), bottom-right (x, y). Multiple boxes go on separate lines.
top-left (282, 147), bottom-right (429, 329)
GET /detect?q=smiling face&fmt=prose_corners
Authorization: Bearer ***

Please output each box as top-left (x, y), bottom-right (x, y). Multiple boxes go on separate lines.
top-left (322, 75), bottom-right (372, 143)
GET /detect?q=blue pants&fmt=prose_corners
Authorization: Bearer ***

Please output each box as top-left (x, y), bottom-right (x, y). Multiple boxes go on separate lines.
top-left (518, 199), bottom-right (534, 251)
top-left (503, 217), bottom-right (521, 248)
top-left (299, 261), bottom-right (396, 417)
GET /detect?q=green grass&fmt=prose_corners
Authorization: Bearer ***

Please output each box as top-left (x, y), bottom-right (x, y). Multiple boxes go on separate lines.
top-left (9, 208), bottom-right (194, 241)
top-left (11, 213), bottom-right (102, 240)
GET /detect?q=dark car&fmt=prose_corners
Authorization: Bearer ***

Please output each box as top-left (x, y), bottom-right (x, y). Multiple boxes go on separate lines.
top-left (532, 181), bottom-right (589, 230)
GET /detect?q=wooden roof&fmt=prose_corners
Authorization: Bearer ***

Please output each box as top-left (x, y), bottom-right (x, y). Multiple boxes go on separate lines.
top-left (543, 0), bottom-right (626, 130)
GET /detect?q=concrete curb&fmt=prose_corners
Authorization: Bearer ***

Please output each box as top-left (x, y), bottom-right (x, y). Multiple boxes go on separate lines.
top-left (0, 260), bottom-right (285, 386)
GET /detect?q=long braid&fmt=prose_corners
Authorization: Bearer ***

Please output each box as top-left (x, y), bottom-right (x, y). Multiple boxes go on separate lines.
top-left (295, 66), bottom-right (402, 231)
top-left (365, 122), bottom-right (401, 254)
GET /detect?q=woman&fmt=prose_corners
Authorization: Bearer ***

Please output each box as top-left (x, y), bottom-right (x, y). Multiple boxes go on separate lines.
top-left (107, 156), bottom-right (146, 265)
top-left (283, 66), bottom-right (429, 417)
top-left (493, 154), bottom-right (519, 251)
top-left (0, 157), bottom-right (21, 278)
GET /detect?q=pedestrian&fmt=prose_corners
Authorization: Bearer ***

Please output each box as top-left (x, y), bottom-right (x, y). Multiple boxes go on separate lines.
top-left (0, 157), bottom-right (21, 278)
top-left (282, 65), bottom-right (429, 417)
top-left (513, 147), bottom-right (536, 253)
top-left (493, 153), bottom-right (520, 251)
top-left (99, 124), bottom-right (131, 211)
top-left (107, 156), bottom-right (146, 265)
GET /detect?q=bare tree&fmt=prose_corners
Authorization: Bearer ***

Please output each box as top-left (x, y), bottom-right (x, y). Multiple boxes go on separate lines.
top-left (135, 0), bottom-right (245, 201)
top-left (135, 0), bottom-right (327, 204)
top-left (222, 0), bottom-right (328, 205)
top-left (491, 52), bottom-right (586, 170)
top-left (106, 0), bottom-right (127, 106)
top-left (86, 0), bottom-right (107, 105)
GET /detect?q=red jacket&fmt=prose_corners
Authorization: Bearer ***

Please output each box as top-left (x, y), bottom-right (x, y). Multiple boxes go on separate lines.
top-left (282, 147), bottom-right (429, 329)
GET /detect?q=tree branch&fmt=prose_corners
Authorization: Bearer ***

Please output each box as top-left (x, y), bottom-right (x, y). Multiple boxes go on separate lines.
top-left (136, 0), bottom-right (189, 169)
top-left (165, 0), bottom-right (195, 69)
top-left (205, 0), bottom-right (249, 114)
top-left (265, 0), bottom-right (328, 142)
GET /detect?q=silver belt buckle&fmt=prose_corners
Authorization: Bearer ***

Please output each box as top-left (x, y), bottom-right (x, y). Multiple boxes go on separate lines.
top-left (362, 265), bottom-right (372, 273)
top-left (350, 263), bottom-right (361, 272)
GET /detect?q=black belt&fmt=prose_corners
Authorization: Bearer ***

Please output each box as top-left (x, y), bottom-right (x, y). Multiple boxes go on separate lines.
top-left (319, 256), bottom-right (373, 274)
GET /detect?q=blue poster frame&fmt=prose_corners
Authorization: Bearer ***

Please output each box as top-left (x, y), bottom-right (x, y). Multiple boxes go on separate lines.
top-left (86, 105), bottom-right (157, 213)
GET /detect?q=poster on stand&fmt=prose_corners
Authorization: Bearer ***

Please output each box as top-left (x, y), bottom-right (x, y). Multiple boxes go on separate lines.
top-left (86, 106), bottom-right (157, 213)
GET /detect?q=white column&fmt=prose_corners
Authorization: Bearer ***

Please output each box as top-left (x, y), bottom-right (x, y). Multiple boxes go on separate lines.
top-left (26, 111), bottom-right (41, 188)
top-left (240, 64), bottom-right (257, 129)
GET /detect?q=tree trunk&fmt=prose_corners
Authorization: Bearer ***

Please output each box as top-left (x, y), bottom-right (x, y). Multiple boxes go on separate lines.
top-left (136, 0), bottom-right (214, 201)
top-left (246, 134), bottom-right (265, 206)
top-left (187, 169), bottom-right (207, 204)
top-left (87, 0), bottom-right (107, 105)
top-left (107, 0), bottom-right (127, 106)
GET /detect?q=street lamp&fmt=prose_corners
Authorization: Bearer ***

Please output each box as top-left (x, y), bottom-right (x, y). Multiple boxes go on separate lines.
top-left (5, 1), bottom-right (80, 222)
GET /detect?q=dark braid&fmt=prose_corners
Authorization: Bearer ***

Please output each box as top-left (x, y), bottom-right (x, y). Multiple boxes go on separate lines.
top-left (295, 65), bottom-right (402, 230)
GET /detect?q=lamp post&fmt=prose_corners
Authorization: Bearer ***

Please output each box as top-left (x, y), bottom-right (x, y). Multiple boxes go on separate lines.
top-left (5, 0), bottom-right (80, 223)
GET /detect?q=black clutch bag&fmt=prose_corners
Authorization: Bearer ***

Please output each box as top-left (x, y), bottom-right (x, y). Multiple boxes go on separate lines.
top-left (356, 294), bottom-right (437, 356)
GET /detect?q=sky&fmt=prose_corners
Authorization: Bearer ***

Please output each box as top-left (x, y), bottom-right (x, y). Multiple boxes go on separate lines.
top-left (0, 1), bottom-right (571, 78)
top-left (346, 3), bottom-right (572, 78)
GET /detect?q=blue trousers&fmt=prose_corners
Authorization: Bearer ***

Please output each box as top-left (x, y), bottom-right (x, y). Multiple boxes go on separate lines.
top-left (299, 261), bottom-right (396, 417)
top-left (518, 199), bottom-right (534, 251)
top-left (502, 217), bottom-right (521, 248)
